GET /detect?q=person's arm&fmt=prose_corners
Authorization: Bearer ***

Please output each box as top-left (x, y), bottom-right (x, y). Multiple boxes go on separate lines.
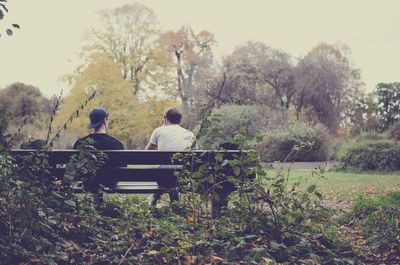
top-left (145, 142), bottom-right (157, 150)
top-left (145, 128), bottom-right (158, 150)
top-left (188, 131), bottom-right (196, 150)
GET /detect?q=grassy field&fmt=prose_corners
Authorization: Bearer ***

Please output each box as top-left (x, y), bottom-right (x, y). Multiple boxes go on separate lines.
top-left (276, 168), bottom-right (400, 201)
top-left (116, 164), bottom-right (400, 203)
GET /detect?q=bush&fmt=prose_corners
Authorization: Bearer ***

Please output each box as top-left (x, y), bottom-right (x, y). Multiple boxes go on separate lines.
top-left (332, 131), bottom-right (384, 160)
top-left (198, 104), bottom-right (285, 148)
top-left (355, 130), bottom-right (384, 141)
top-left (0, 140), bottom-right (358, 264)
top-left (344, 192), bottom-right (400, 254)
top-left (258, 122), bottom-right (331, 162)
top-left (339, 139), bottom-right (400, 171)
top-left (387, 120), bottom-right (400, 141)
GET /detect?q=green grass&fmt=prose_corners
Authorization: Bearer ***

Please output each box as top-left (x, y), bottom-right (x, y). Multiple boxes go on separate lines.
top-left (278, 169), bottom-right (400, 200)
top-left (113, 165), bottom-right (400, 202)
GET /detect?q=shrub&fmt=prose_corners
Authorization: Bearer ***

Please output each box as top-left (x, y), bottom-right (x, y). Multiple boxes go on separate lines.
top-left (344, 192), bottom-right (400, 255)
top-left (355, 130), bottom-right (384, 141)
top-left (198, 104), bottom-right (285, 148)
top-left (258, 122), bottom-right (331, 162)
top-left (387, 120), bottom-right (400, 141)
top-left (0, 141), bottom-right (359, 264)
top-left (332, 131), bottom-right (384, 160)
top-left (339, 139), bottom-right (400, 171)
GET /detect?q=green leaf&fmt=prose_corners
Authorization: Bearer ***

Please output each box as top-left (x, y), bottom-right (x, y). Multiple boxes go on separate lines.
top-left (12, 23), bottom-right (20, 29)
top-left (48, 259), bottom-right (57, 265)
top-left (306, 184), bottom-right (317, 193)
top-left (51, 191), bottom-right (64, 199)
top-left (207, 174), bottom-right (215, 183)
top-left (64, 199), bottom-right (76, 208)
top-left (215, 153), bottom-right (223, 162)
top-left (233, 166), bottom-right (240, 176)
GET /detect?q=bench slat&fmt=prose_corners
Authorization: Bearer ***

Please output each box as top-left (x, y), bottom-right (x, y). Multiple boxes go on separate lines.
top-left (51, 167), bottom-right (181, 182)
top-left (72, 183), bottom-right (167, 194)
top-left (11, 149), bottom-right (245, 165)
top-left (10, 149), bottom-right (249, 197)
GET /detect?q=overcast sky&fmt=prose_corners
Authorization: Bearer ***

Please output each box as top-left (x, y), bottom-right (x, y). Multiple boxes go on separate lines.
top-left (0, 0), bottom-right (399, 97)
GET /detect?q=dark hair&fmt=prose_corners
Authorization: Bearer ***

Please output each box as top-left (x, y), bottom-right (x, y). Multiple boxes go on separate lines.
top-left (165, 108), bottom-right (182, 124)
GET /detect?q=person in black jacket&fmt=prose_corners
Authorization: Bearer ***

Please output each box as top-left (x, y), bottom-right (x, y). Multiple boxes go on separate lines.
top-left (73, 107), bottom-right (124, 191)
top-left (73, 107), bottom-right (124, 150)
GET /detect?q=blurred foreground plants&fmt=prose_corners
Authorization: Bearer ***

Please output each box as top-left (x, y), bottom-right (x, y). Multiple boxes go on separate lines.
top-left (0, 125), bottom-right (359, 264)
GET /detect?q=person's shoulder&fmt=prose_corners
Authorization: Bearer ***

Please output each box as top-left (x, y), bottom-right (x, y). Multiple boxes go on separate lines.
top-left (105, 134), bottom-right (123, 143)
top-left (154, 126), bottom-right (165, 131)
top-left (75, 135), bottom-right (89, 142)
top-left (73, 135), bottom-right (90, 149)
top-left (105, 134), bottom-right (124, 149)
top-left (152, 126), bottom-right (166, 134)
top-left (180, 126), bottom-right (194, 135)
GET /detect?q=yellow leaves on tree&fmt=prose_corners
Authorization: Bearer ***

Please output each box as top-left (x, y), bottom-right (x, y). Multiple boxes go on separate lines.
top-left (53, 55), bottom-right (177, 149)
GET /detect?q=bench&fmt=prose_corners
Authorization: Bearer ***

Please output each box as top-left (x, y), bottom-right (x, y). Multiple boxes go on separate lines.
top-left (10, 149), bottom-right (250, 214)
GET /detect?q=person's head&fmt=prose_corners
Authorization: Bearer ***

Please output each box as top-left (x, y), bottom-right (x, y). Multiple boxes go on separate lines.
top-left (87, 107), bottom-right (109, 132)
top-left (164, 108), bottom-right (182, 125)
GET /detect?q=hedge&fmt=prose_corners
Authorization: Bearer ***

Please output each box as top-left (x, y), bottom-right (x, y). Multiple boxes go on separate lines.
top-left (339, 140), bottom-right (400, 171)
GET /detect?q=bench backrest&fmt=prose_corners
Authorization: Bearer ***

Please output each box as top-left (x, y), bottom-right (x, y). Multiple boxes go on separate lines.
top-left (10, 149), bottom-right (247, 183)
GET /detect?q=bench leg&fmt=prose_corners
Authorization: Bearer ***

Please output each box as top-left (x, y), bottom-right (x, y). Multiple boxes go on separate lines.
top-left (168, 190), bottom-right (179, 202)
top-left (211, 190), bottom-right (229, 218)
top-left (150, 191), bottom-right (162, 206)
top-left (150, 190), bottom-right (179, 206)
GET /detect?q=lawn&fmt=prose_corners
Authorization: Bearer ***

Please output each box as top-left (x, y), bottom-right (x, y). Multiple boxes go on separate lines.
top-left (276, 168), bottom-right (400, 201)
top-left (119, 165), bottom-right (400, 202)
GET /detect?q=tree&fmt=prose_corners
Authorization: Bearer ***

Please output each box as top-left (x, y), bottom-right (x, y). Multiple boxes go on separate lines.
top-left (53, 55), bottom-right (176, 149)
top-left (258, 45), bottom-right (295, 109)
top-left (220, 43), bottom-right (266, 105)
top-left (216, 42), bottom-right (294, 108)
top-left (83, 4), bottom-right (162, 96)
top-left (293, 43), bottom-right (363, 134)
top-left (157, 26), bottom-right (216, 120)
top-left (292, 58), bottom-right (321, 120)
top-left (375, 82), bottom-right (400, 130)
top-left (0, 83), bottom-right (51, 117)
top-left (0, 83), bottom-right (52, 145)
top-left (342, 92), bottom-right (379, 135)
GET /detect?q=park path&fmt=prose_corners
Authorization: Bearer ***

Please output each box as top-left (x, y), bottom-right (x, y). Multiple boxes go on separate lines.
top-left (266, 161), bottom-right (340, 171)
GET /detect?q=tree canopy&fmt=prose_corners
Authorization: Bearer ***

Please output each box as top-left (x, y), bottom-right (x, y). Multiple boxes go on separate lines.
top-left (0, 83), bottom-right (52, 145)
top-left (376, 82), bottom-right (400, 130)
top-left (53, 55), bottom-right (176, 148)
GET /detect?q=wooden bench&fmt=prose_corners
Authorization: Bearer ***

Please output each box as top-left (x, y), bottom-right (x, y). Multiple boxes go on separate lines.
top-left (10, 149), bottom-right (248, 198)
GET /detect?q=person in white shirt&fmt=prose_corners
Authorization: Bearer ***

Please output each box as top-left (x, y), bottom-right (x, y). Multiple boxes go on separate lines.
top-left (145, 108), bottom-right (195, 206)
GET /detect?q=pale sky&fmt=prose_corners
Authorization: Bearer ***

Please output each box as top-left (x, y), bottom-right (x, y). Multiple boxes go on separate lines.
top-left (0, 0), bottom-right (399, 98)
